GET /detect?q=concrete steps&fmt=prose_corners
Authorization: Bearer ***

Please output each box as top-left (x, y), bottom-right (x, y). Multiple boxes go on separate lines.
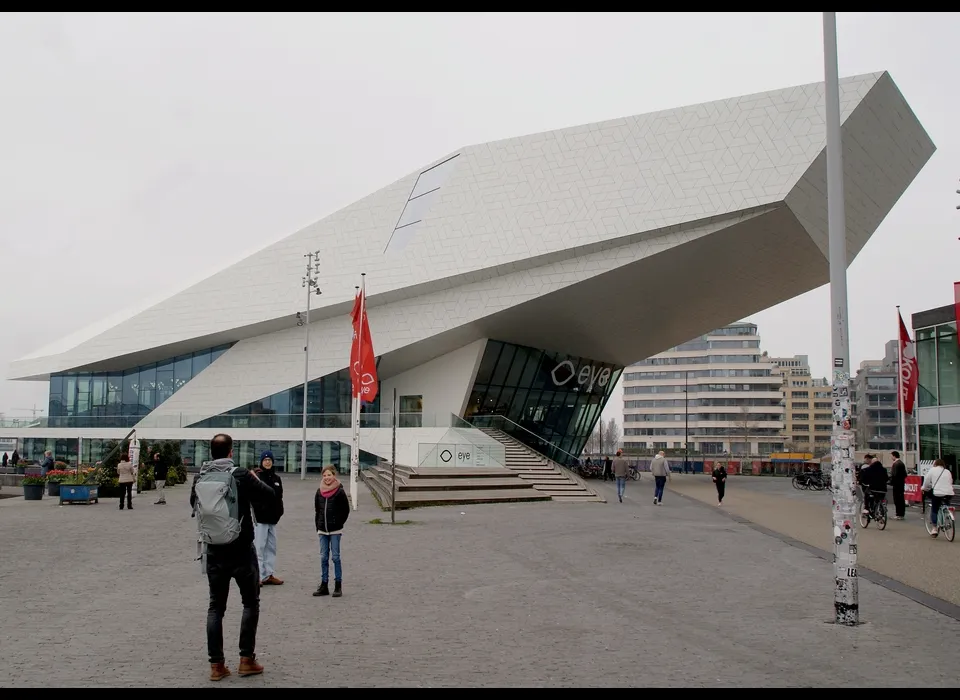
top-left (479, 429), bottom-right (604, 503)
top-left (360, 465), bottom-right (548, 510)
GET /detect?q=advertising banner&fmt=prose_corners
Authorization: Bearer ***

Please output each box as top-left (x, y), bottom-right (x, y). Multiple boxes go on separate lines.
top-left (904, 474), bottom-right (923, 503)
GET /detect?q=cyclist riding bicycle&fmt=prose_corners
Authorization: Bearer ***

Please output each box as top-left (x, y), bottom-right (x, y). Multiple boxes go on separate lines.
top-left (921, 458), bottom-right (955, 538)
top-left (858, 454), bottom-right (888, 516)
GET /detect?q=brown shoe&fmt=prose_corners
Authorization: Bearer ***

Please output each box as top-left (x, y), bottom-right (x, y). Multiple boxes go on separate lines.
top-left (238, 656), bottom-right (264, 677)
top-left (210, 663), bottom-right (231, 681)
top-left (265, 575), bottom-right (283, 585)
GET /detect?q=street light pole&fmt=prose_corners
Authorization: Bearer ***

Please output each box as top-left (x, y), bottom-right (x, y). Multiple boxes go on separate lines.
top-left (823, 11), bottom-right (859, 625)
top-left (299, 250), bottom-right (321, 481)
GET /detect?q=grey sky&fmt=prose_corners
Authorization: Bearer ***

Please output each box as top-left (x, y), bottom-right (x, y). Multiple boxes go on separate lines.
top-left (0, 12), bottom-right (956, 422)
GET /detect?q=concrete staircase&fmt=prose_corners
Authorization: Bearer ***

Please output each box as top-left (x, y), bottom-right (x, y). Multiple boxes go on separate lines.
top-left (479, 429), bottom-right (604, 503)
top-left (361, 463), bottom-right (550, 510)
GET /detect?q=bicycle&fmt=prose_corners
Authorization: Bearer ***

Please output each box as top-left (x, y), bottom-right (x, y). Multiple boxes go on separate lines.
top-left (924, 496), bottom-right (955, 542)
top-left (859, 489), bottom-right (888, 530)
top-left (629, 464), bottom-right (642, 481)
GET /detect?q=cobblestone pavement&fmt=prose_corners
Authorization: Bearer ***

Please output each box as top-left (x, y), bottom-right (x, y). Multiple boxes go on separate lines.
top-left (663, 474), bottom-right (960, 607)
top-left (2, 476), bottom-right (959, 687)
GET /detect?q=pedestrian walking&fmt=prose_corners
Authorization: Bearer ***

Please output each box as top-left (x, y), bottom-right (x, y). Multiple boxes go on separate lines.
top-left (191, 433), bottom-right (278, 682)
top-left (650, 450), bottom-right (671, 505)
top-left (313, 465), bottom-right (350, 599)
top-left (712, 463), bottom-right (727, 505)
top-left (602, 455), bottom-right (613, 482)
top-left (153, 451), bottom-right (168, 505)
top-left (612, 449), bottom-right (629, 503)
top-left (117, 454), bottom-right (135, 510)
top-left (890, 450), bottom-right (907, 519)
top-left (252, 451), bottom-right (284, 586)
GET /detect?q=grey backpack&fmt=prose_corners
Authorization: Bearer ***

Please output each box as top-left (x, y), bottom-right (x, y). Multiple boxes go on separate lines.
top-left (194, 465), bottom-right (241, 546)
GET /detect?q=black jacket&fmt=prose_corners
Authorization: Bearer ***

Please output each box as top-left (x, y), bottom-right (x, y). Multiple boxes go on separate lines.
top-left (858, 463), bottom-right (889, 493)
top-left (315, 484), bottom-right (350, 534)
top-left (712, 467), bottom-right (727, 483)
top-left (252, 468), bottom-right (284, 525)
top-left (190, 462), bottom-right (276, 555)
top-left (890, 459), bottom-right (908, 486)
top-left (152, 456), bottom-right (169, 482)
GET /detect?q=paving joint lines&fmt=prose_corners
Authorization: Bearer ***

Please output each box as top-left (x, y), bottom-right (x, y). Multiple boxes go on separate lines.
top-left (669, 488), bottom-right (960, 623)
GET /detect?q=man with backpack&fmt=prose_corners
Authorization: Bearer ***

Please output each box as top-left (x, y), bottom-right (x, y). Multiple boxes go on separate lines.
top-left (190, 433), bottom-right (277, 682)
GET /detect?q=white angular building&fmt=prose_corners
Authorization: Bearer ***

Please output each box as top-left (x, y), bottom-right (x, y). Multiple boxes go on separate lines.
top-left (4, 71), bottom-right (935, 472)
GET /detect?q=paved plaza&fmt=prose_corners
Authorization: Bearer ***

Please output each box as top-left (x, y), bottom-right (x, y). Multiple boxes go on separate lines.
top-left (1, 475), bottom-right (959, 687)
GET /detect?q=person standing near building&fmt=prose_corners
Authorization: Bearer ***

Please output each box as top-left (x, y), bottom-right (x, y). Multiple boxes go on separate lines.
top-left (40, 450), bottom-right (54, 477)
top-left (611, 449), bottom-right (629, 503)
top-left (252, 451), bottom-right (284, 586)
top-left (602, 454), bottom-right (613, 482)
top-left (117, 453), bottom-right (135, 510)
top-left (191, 433), bottom-right (277, 682)
top-left (313, 465), bottom-right (350, 598)
top-left (889, 450), bottom-right (907, 520)
top-left (650, 450), bottom-right (671, 505)
top-left (712, 462), bottom-right (728, 506)
top-left (153, 451), bottom-right (169, 505)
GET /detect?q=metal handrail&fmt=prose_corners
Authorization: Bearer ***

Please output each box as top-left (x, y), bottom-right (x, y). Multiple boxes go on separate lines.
top-left (467, 414), bottom-right (580, 464)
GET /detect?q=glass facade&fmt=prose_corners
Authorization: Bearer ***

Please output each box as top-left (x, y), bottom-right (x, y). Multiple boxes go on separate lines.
top-left (191, 364), bottom-right (381, 429)
top-left (916, 318), bottom-right (960, 482)
top-left (48, 344), bottom-right (232, 426)
top-left (464, 340), bottom-right (622, 464)
top-left (16, 437), bottom-right (378, 474)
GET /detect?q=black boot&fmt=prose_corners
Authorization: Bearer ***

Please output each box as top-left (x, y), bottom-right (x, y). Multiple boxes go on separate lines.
top-left (333, 581), bottom-right (342, 598)
top-left (312, 582), bottom-right (329, 597)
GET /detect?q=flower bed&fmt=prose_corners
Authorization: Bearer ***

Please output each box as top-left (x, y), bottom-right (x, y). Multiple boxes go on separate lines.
top-left (21, 473), bottom-right (46, 500)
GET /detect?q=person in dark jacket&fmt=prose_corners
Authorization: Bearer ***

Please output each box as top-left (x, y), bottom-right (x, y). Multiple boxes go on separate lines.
top-left (39, 450), bottom-right (54, 477)
top-left (857, 454), bottom-right (888, 516)
top-left (712, 463), bottom-right (728, 505)
top-left (312, 465), bottom-right (350, 598)
top-left (189, 433), bottom-right (277, 682)
top-left (153, 451), bottom-right (169, 505)
top-left (889, 450), bottom-right (908, 519)
top-left (252, 451), bottom-right (284, 586)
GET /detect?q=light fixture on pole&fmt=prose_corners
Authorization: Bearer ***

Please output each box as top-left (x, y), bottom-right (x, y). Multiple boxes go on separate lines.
top-left (299, 250), bottom-right (322, 481)
top-left (823, 11), bottom-right (859, 625)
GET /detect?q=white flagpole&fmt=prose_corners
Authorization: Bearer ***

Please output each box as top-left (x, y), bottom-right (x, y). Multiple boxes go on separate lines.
top-left (897, 306), bottom-right (908, 458)
top-left (349, 275), bottom-right (365, 511)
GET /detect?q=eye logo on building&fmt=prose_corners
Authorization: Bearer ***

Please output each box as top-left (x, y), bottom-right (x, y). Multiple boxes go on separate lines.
top-left (551, 359), bottom-right (613, 393)
top-left (440, 449), bottom-right (453, 463)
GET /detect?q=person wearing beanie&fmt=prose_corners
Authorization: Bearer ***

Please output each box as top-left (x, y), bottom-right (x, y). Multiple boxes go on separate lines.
top-left (252, 451), bottom-right (284, 586)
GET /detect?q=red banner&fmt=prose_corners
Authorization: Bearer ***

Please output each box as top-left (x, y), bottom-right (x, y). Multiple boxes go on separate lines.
top-left (955, 282), bottom-right (960, 351)
top-left (899, 312), bottom-right (918, 415)
top-left (350, 289), bottom-right (379, 403)
top-left (904, 475), bottom-right (923, 503)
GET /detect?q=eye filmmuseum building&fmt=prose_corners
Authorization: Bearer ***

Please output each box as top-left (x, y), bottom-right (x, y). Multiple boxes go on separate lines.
top-left (4, 72), bottom-right (934, 473)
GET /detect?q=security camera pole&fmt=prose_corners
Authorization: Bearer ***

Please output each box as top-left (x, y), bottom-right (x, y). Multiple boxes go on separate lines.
top-left (823, 11), bottom-right (859, 625)
top-left (300, 250), bottom-right (321, 481)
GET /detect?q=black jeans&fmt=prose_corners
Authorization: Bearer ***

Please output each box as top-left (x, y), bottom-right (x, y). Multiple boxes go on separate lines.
top-left (206, 544), bottom-right (260, 664)
top-left (119, 482), bottom-right (133, 509)
top-left (892, 483), bottom-right (906, 518)
top-left (716, 481), bottom-right (726, 503)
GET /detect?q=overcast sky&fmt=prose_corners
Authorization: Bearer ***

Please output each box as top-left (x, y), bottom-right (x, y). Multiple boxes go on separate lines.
top-left (0, 12), bottom-right (956, 423)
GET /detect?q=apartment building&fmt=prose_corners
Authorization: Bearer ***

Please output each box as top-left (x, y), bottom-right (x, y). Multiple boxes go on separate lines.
top-left (622, 323), bottom-right (785, 456)
top-left (851, 340), bottom-right (917, 452)
top-left (770, 354), bottom-right (832, 455)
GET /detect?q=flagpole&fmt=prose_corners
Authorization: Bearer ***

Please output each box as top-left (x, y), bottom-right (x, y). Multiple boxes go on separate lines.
top-left (897, 306), bottom-right (908, 459)
top-left (350, 274), bottom-right (365, 511)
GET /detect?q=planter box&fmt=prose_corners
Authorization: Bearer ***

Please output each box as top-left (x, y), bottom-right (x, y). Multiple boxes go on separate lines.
top-left (59, 484), bottom-right (99, 505)
top-left (23, 484), bottom-right (44, 500)
top-left (47, 482), bottom-right (61, 497)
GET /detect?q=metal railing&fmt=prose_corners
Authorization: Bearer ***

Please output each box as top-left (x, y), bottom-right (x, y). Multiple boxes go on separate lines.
top-left (466, 414), bottom-right (581, 468)
top-left (2, 412), bottom-right (436, 431)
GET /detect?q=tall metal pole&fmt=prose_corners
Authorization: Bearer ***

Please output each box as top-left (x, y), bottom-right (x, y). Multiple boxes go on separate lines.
top-left (300, 251), bottom-right (321, 481)
top-left (896, 306), bottom-right (909, 459)
top-left (684, 370), bottom-right (689, 473)
top-left (391, 387), bottom-right (397, 524)
top-left (823, 11), bottom-right (859, 626)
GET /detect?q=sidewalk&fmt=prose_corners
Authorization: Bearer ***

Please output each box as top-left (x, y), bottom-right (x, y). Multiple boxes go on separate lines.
top-left (667, 474), bottom-right (960, 608)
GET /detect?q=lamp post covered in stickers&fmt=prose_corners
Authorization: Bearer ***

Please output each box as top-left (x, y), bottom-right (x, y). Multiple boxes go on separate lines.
top-left (823, 11), bottom-right (859, 625)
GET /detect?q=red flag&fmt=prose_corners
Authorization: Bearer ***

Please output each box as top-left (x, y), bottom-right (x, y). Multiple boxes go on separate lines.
top-left (954, 282), bottom-right (960, 351)
top-left (350, 288), bottom-right (378, 403)
top-left (898, 311), bottom-right (918, 415)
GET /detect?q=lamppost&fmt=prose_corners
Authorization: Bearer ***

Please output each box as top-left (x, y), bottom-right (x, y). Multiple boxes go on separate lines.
top-left (299, 250), bottom-right (321, 481)
top-left (823, 11), bottom-right (859, 625)
top-left (684, 369), bottom-right (690, 473)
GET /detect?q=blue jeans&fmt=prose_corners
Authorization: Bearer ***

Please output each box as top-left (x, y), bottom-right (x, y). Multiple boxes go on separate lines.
top-left (930, 495), bottom-right (952, 525)
top-left (654, 475), bottom-right (667, 502)
top-left (318, 533), bottom-right (342, 583)
top-left (254, 523), bottom-right (277, 581)
top-left (616, 476), bottom-right (626, 499)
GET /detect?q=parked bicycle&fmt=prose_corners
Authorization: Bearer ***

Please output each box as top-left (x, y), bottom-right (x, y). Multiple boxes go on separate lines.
top-left (577, 462), bottom-right (604, 479)
top-left (859, 489), bottom-right (888, 530)
top-left (924, 497), bottom-right (955, 542)
top-left (629, 464), bottom-right (642, 482)
top-left (792, 470), bottom-right (830, 491)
